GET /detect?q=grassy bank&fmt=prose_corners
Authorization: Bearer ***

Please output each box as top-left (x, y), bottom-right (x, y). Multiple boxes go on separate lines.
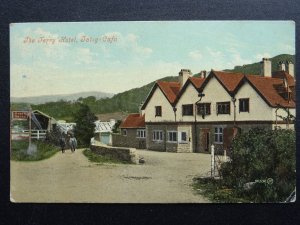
top-left (192, 177), bottom-right (250, 203)
top-left (82, 149), bottom-right (131, 165)
top-left (11, 140), bottom-right (58, 161)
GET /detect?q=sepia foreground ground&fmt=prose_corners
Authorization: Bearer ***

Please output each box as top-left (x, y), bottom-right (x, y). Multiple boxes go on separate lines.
top-left (10, 148), bottom-right (211, 203)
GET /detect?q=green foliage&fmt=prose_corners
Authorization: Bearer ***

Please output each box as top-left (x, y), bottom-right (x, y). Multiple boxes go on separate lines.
top-left (82, 149), bottom-right (131, 164)
top-left (12, 54), bottom-right (295, 120)
top-left (224, 54), bottom-right (295, 75)
top-left (11, 140), bottom-right (58, 161)
top-left (112, 120), bottom-right (122, 133)
top-left (13, 76), bottom-right (178, 121)
top-left (73, 104), bottom-right (97, 147)
top-left (193, 177), bottom-right (249, 203)
top-left (220, 128), bottom-right (296, 202)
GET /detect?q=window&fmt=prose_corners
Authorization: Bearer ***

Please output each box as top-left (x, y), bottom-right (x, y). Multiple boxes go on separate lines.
top-left (168, 131), bottom-right (177, 142)
top-left (155, 106), bottom-right (162, 117)
top-left (217, 102), bottom-right (230, 115)
top-left (197, 103), bottom-right (211, 115)
top-left (178, 131), bottom-right (188, 143)
top-left (239, 98), bottom-right (249, 112)
top-left (137, 129), bottom-right (146, 138)
top-left (153, 130), bottom-right (163, 141)
top-left (182, 104), bottom-right (194, 116)
top-left (214, 127), bottom-right (223, 143)
top-left (122, 129), bottom-right (127, 136)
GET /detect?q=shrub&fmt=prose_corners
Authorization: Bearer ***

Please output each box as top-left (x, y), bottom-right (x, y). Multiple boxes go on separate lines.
top-left (220, 127), bottom-right (295, 202)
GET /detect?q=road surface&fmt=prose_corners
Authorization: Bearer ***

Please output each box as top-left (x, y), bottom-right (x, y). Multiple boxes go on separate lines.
top-left (11, 149), bottom-right (211, 203)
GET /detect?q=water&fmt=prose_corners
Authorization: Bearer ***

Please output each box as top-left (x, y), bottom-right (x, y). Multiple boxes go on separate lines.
top-left (26, 143), bottom-right (37, 155)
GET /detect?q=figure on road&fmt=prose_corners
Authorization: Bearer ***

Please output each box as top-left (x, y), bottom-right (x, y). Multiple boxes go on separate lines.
top-left (69, 135), bottom-right (77, 152)
top-left (59, 136), bottom-right (66, 153)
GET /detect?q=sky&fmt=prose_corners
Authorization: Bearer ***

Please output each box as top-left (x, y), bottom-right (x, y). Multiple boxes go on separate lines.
top-left (10, 21), bottom-right (295, 97)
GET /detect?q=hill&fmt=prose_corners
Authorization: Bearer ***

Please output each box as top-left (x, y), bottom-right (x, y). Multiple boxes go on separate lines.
top-left (224, 54), bottom-right (295, 75)
top-left (12, 54), bottom-right (295, 121)
top-left (11, 91), bottom-right (114, 104)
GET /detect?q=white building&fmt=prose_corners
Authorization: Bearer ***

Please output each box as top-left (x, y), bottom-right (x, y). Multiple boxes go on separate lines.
top-left (140, 59), bottom-right (295, 153)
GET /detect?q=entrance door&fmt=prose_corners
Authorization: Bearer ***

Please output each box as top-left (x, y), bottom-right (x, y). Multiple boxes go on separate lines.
top-left (200, 128), bottom-right (210, 152)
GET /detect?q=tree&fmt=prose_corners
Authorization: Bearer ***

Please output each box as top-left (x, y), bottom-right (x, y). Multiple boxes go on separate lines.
top-left (73, 104), bottom-right (97, 147)
top-left (220, 127), bottom-right (296, 202)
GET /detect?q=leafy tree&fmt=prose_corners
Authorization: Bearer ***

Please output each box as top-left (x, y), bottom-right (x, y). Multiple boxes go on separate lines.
top-left (73, 104), bottom-right (97, 147)
top-left (220, 127), bottom-right (296, 202)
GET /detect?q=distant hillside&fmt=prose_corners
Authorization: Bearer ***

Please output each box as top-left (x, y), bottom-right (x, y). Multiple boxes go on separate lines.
top-left (11, 91), bottom-right (114, 104)
top-left (12, 54), bottom-right (294, 121)
top-left (224, 54), bottom-right (295, 75)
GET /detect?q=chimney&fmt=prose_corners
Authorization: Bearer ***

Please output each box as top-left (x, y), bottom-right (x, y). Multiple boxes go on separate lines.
top-left (260, 58), bottom-right (272, 77)
top-left (200, 70), bottom-right (207, 78)
top-left (179, 69), bottom-right (191, 87)
top-left (278, 61), bottom-right (286, 71)
top-left (287, 61), bottom-right (294, 77)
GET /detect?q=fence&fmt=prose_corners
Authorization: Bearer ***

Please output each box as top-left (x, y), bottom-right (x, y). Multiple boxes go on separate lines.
top-left (12, 130), bottom-right (47, 140)
top-left (211, 144), bottom-right (230, 178)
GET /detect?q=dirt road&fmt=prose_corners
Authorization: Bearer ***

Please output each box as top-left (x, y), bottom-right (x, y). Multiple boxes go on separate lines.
top-left (10, 149), bottom-right (211, 203)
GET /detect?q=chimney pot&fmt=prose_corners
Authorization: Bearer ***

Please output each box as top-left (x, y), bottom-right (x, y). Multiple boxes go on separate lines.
top-left (287, 61), bottom-right (294, 77)
top-left (179, 69), bottom-right (191, 87)
top-left (260, 58), bottom-right (272, 77)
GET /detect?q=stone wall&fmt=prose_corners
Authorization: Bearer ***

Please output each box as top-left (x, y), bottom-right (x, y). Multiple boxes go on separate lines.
top-left (90, 144), bottom-right (139, 164)
top-left (112, 129), bottom-right (146, 149)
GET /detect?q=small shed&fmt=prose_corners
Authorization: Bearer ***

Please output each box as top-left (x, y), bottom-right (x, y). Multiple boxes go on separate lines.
top-left (32, 110), bottom-right (56, 131)
top-left (94, 119), bottom-right (116, 145)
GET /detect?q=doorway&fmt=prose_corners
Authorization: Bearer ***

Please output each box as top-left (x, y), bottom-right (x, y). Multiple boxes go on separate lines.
top-left (200, 128), bottom-right (210, 152)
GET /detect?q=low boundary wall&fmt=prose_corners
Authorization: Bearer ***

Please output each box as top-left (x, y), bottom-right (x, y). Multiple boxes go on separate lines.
top-left (90, 144), bottom-right (139, 164)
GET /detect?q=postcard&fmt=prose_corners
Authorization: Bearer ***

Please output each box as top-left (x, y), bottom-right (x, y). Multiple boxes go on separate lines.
top-left (10, 21), bottom-right (296, 203)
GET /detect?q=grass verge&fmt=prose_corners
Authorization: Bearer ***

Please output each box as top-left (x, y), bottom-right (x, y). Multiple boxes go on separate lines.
top-left (11, 140), bottom-right (58, 161)
top-left (192, 177), bottom-right (250, 203)
top-left (82, 149), bottom-right (132, 165)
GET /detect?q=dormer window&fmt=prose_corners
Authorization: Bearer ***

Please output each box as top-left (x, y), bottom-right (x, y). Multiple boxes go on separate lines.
top-left (155, 106), bottom-right (162, 117)
top-left (239, 98), bottom-right (249, 112)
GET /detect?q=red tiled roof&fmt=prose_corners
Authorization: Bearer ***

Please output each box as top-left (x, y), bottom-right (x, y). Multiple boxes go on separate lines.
top-left (272, 71), bottom-right (295, 87)
top-left (189, 77), bottom-right (205, 89)
top-left (157, 81), bottom-right (180, 104)
top-left (120, 113), bottom-right (145, 128)
top-left (212, 71), bottom-right (244, 93)
top-left (245, 75), bottom-right (295, 108)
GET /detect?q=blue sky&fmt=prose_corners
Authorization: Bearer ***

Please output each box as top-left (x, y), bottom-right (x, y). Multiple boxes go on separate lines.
top-left (10, 21), bottom-right (295, 97)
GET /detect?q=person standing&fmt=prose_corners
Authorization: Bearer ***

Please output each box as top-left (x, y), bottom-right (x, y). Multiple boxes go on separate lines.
top-left (59, 136), bottom-right (66, 153)
top-left (69, 135), bottom-right (77, 152)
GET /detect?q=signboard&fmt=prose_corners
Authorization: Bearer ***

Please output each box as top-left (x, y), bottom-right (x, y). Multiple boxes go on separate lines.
top-left (12, 111), bottom-right (29, 120)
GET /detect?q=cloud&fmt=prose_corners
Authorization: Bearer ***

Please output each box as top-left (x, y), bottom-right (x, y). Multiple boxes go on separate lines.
top-left (75, 48), bottom-right (97, 64)
top-left (188, 50), bottom-right (203, 60)
top-left (117, 33), bottom-right (153, 57)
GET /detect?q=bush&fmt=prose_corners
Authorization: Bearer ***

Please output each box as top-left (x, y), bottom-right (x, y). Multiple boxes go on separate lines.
top-left (220, 127), bottom-right (295, 202)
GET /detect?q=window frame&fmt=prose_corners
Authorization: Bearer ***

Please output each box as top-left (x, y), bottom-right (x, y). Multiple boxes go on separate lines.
top-left (178, 131), bottom-right (188, 143)
top-left (155, 106), bottom-right (162, 117)
top-left (122, 129), bottom-right (127, 136)
top-left (182, 104), bottom-right (194, 116)
top-left (152, 130), bottom-right (163, 142)
top-left (216, 102), bottom-right (231, 115)
top-left (197, 103), bottom-right (211, 115)
top-left (214, 127), bottom-right (223, 144)
top-left (239, 98), bottom-right (250, 113)
top-left (136, 129), bottom-right (146, 138)
top-left (167, 131), bottom-right (177, 143)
